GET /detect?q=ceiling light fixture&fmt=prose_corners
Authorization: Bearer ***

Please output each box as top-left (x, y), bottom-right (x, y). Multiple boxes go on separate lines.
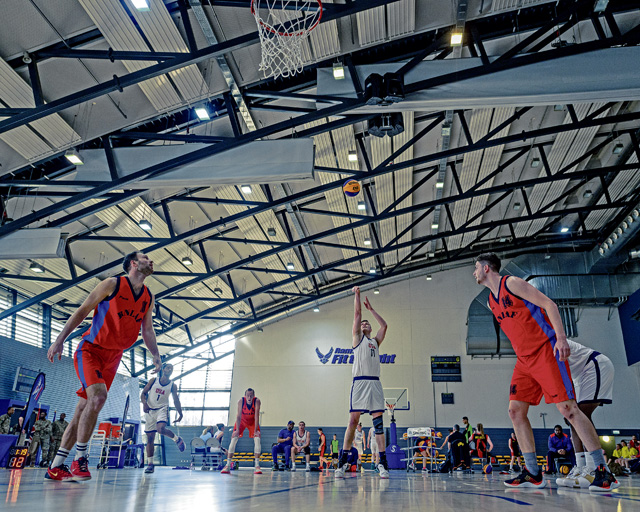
top-left (181, 256), bottom-right (193, 266)
top-left (238, 310), bottom-right (246, 316)
top-left (286, 262), bottom-right (295, 271)
top-left (426, 275), bottom-right (432, 281)
top-left (450, 32), bottom-right (463, 46)
top-left (132, 0), bottom-right (150, 12)
top-left (138, 219), bottom-right (152, 231)
top-left (431, 223), bottom-right (439, 230)
top-left (513, 202), bottom-right (521, 211)
top-left (369, 267), bottom-right (377, 274)
top-left (544, 254), bottom-right (552, 260)
top-left (530, 157), bottom-right (540, 168)
top-left (348, 149), bottom-right (358, 162)
top-left (267, 227), bottom-right (276, 237)
top-left (214, 287), bottom-right (223, 294)
top-left (594, 0), bottom-right (609, 13)
top-left (612, 142), bottom-right (624, 154)
top-left (313, 307), bottom-right (320, 313)
top-left (374, 289), bottom-right (380, 294)
top-left (29, 262), bottom-right (45, 273)
top-left (241, 185), bottom-right (252, 194)
top-left (583, 190), bottom-right (593, 198)
top-left (364, 238), bottom-right (371, 246)
top-left (195, 107), bottom-right (210, 121)
top-left (560, 227), bottom-right (569, 233)
top-left (333, 62), bottom-right (345, 80)
top-left (441, 124), bottom-right (451, 137)
top-left (357, 201), bottom-right (366, 211)
top-left (554, 104), bottom-right (565, 111)
top-left (64, 148), bottom-right (84, 165)
top-left (435, 181), bottom-right (444, 189)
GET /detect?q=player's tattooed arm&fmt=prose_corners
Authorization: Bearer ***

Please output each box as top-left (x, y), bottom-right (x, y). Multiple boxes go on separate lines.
top-left (505, 276), bottom-right (570, 361)
top-left (141, 295), bottom-right (162, 373)
top-left (47, 277), bottom-right (117, 362)
top-left (352, 286), bottom-right (362, 347)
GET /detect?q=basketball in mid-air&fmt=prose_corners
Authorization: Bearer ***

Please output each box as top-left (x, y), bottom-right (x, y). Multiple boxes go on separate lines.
top-left (343, 179), bottom-right (361, 197)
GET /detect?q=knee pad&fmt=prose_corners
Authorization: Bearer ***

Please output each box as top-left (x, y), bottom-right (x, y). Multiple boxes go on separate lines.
top-left (228, 436), bottom-right (239, 454)
top-left (373, 415), bottom-right (384, 435)
top-left (254, 437), bottom-right (261, 455)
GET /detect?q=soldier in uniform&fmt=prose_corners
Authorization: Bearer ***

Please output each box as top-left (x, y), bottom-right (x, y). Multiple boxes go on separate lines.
top-left (29, 410), bottom-right (52, 467)
top-left (0, 406), bottom-right (16, 434)
top-left (47, 413), bottom-right (69, 464)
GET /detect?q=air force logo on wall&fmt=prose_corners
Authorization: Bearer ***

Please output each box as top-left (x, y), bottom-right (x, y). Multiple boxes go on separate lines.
top-left (315, 347), bottom-right (396, 365)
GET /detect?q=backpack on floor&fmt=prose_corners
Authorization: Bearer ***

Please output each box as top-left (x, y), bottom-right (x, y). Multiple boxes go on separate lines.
top-left (608, 461), bottom-right (624, 476)
top-left (439, 459), bottom-right (452, 473)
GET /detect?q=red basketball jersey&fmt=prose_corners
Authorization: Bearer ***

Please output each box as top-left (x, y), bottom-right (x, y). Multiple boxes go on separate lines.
top-left (488, 275), bottom-right (556, 357)
top-left (241, 397), bottom-right (256, 423)
top-left (81, 276), bottom-right (152, 352)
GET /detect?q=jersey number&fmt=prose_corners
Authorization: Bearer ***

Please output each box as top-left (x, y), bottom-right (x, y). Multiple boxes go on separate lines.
top-left (157, 394), bottom-right (161, 402)
top-left (371, 348), bottom-right (376, 357)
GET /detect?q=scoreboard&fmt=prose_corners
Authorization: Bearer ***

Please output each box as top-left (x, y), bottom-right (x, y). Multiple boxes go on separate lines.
top-left (6, 446), bottom-right (29, 469)
top-left (431, 356), bottom-right (462, 382)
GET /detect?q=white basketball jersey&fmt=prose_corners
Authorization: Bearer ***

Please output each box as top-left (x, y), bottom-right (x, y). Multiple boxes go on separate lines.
top-left (352, 334), bottom-right (380, 378)
top-left (566, 339), bottom-right (596, 376)
top-left (354, 429), bottom-right (364, 444)
top-left (147, 377), bottom-right (172, 409)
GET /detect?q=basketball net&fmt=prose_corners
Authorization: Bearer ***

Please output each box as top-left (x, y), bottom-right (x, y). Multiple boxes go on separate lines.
top-left (251, 0), bottom-right (322, 79)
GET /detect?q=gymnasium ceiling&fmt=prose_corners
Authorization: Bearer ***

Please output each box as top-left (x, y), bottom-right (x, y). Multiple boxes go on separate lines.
top-left (1, 0), bottom-right (640, 377)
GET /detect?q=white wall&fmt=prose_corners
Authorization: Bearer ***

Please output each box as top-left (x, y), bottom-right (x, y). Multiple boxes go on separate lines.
top-left (230, 267), bottom-right (640, 430)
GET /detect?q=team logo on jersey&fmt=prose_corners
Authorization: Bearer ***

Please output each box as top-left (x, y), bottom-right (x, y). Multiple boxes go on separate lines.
top-left (118, 295), bottom-right (129, 301)
top-left (501, 295), bottom-right (514, 309)
top-left (315, 347), bottom-right (396, 365)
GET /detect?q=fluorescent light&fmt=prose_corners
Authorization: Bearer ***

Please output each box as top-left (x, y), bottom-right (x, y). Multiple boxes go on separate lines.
top-left (431, 223), bottom-right (439, 229)
top-left (629, 249), bottom-right (640, 259)
top-left (428, 252), bottom-right (435, 258)
top-left (267, 227), bottom-right (277, 237)
top-left (241, 185), bottom-right (252, 194)
top-left (348, 150), bottom-right (358, 162)
top-left (195, 107), bottom-right (210, 121)
top-left (333, 62), bottom-right (345, 80)
top-left (583, 190), bottom-right (593, 198)
top-left (544, 254), bottom-right (552, 260)
top-left (560, 227), bottom-right (569, 233)
top-left (313, 307), bottom-right (320, 313)
top-left (499, 238), bottom-right (507, 243)
top-left (131, 0), bottom-right (150, 11)
top-left (530, 157), bottom-right (540, 168)
top-left (426, 275), bottom-right (432, 281)
top-left (435, 181), bottom-right (444, 189)
top-left (357, 201), bottom-right (366, 211)
top-left (181, 256), bottom-right (193, 266)
top-left (238, 310), bottom-right (246, 316)
top-left (29, 262), bottom-right (45, 273)
top-left (369, 267), bottom-right (376, 274)
top-left (612, 142), bottom-right (624, 154)
top-left (374, 289), bottom-right (379, 295)
top-left (594, 0), bottom-right (609, 13)
top-left (364, 238), bottom-right (371, 246)
top-left (138, 219), bottom-right (152, 231)
top-left (64, 148), bottom-right (84, 165)
top-left (286, 262), bottom-right (295, 271)
top-left (450, 32), bottom-right (463, 46)
top-left (513, 202), bottom-right (521, 211)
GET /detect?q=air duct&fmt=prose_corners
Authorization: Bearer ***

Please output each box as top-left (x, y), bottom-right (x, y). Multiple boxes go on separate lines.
top-left (0, 228), bottom-right (66, 258)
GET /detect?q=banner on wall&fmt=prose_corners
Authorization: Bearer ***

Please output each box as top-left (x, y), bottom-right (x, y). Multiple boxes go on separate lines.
top-left (315, 347), bottom-right (396, 365)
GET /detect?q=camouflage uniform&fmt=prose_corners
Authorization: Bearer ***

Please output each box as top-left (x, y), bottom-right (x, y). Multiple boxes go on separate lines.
top-left (29, 418), bottom-right (52, 466)
top-left (0, 413), bottom-right (14, 435)
top-left (47, 418), bottom-right (69, 462)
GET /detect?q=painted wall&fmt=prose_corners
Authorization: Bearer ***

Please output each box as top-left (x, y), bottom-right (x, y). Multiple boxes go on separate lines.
top-left (231, 267), bottom-right (640, 431)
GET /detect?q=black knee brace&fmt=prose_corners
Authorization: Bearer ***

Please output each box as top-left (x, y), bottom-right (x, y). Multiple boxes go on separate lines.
top-left (373, 415), bottom-right (384, 435)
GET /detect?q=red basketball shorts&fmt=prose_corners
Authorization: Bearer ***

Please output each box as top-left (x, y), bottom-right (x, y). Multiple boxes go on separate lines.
top-left (74, 340), bottom-right (123, 399)
top-left (234, 418), bottom-right (260, 438)
top-left (510, 341), bottom-right (575, 405)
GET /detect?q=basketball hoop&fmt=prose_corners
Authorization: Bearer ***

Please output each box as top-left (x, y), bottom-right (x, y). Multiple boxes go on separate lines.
top-left (251, 0), bottom-right (322, 79)
top-left (385, 402), bottom-right (396, 421)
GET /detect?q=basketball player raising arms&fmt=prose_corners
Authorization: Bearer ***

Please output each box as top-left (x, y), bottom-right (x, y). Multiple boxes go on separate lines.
top-left (141, 363), bottom-right (186, 473)
top-left (335, 286), bottom-right (389, 479)
top-left (222, 388), bottom-right (262, 474)
top-left (46, 251), bottom-right (161, 482)
top-left (474, 253), bottom-right (618, 491)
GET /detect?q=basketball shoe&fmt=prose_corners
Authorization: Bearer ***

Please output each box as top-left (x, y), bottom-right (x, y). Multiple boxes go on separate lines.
top-left (589, 465), bottom-right (620, 492)
top-left (45, 464), bottom-right (73, 482)
top-left (70, 457), bottom-right (91, 481)
top-left (254, 463), bottom-right (262, 475)
top-left (556, 466), bottom-right (581, 487)
top-left (144, 464), bottom-right (155, 474)
top-left (334, 462), bottom-right (350, 478)
top-left (175, 437), bottom-right (186, 452)
top-left (378, 463), bottom-right (390, 479)
top-left (504, 468), bottom-right (545, 488)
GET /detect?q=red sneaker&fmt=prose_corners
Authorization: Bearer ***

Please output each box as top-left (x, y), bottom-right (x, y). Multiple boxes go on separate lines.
top-left (70, 457), bottom-right (92, 481)
top-left (45, 464), bottom-right (74, 482)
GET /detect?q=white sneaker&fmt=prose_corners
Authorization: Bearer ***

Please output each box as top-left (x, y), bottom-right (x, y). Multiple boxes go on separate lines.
top-left (290, 463), bottom-right (296, 472)
top-left (305, 464), bottom-right (311, 472)
top-left (378, 464), bottom-right (389, 479)
top-left (335, 463), bottom-right (349, 479)
top-left (556, 466), bottom-right (581, 487)
top-left (577, 466), bottom-right (596, 488)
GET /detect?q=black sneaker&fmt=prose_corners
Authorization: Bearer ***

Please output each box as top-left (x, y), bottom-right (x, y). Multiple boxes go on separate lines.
top-left (272, 464), bottom-right (279, 472)
top-left (504, 468), bottom-right (546, 488)
top-left (589, 464), bottom-right (620, 492)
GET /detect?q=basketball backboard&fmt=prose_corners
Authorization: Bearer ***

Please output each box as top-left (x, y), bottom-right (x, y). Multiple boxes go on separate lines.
top-left (383, 387), bottom-right (409, 411)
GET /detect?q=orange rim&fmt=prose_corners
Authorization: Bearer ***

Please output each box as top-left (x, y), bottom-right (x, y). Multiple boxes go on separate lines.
top-left (251, 0), bottom-right (323, 37)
